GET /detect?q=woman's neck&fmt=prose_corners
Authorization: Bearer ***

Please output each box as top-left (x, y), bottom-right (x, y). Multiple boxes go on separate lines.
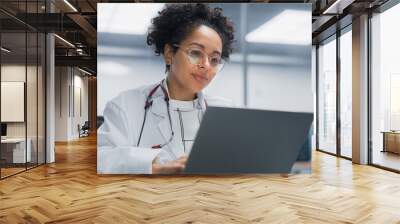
top-left (166, 76), bottom-right (196, 101)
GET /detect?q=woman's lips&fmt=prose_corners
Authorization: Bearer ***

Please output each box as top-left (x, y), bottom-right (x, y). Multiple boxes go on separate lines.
top-left (192, 73), bottom-right (208, 83)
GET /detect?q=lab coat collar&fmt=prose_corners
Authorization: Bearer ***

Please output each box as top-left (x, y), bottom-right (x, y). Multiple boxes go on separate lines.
top-left (149, 80), bottom-right (168, 118)
top-left (150, 79), bottom-right (206, 118)
top-left (163, 78), bottom-right (206, 111)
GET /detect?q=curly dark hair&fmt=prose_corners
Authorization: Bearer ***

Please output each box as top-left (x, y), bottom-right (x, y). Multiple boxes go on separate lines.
top-left (147, 3), bottom-right (235, 61)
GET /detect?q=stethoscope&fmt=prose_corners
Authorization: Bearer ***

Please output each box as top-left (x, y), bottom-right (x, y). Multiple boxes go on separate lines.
top-left (136, 79), bottom-right (207, 149)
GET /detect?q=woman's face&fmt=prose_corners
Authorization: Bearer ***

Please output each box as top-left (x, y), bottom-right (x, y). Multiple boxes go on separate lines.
top-left (166, 25), bottom-right (223, 94)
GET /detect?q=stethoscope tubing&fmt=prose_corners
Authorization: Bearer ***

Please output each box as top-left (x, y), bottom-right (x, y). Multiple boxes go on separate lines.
top-left (136, 79), bottom-right (206, 149)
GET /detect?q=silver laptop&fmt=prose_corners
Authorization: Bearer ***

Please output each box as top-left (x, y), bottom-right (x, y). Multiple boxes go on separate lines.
top-left (185, 106), bottom-right (313, 174)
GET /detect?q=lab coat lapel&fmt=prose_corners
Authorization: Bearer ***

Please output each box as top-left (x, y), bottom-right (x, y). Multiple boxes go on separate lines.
top-left (149, 80), bottom-right (174, 150)
top-left (150, 96), bottom-right (171, 146)
top-left (148, 80), bottom-right (205, 156)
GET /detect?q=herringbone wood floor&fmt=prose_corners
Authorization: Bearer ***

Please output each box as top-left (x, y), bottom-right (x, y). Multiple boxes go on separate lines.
top-left (1, 135), bottom-right (400, 223)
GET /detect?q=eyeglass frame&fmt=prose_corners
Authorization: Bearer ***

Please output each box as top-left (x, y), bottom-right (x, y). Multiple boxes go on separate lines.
top-left (172, 44), bottom-right (226, 72)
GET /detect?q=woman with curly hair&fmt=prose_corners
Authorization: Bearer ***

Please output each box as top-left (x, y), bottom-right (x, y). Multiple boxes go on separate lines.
top-left (98, 3), bottom-right (235, 174)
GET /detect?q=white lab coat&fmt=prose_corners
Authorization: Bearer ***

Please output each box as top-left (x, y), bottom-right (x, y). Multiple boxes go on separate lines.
top-left (97, 81), bottom-right (233, 174)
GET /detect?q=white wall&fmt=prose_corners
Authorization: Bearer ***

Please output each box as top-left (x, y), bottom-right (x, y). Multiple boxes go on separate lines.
top-left (72, 73), bottom-right (89, 138)
top-left (1, 63), bottom-right (46, 164)
top-left (55, 67), bottom-right (68, 141)
top-left (1, 65), bottom-right (35, 138)
top-left (55, 67), bottom-right (89, 141)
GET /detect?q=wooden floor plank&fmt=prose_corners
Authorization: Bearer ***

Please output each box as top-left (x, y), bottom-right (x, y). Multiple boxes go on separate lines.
top-left (0, 135), bottom-right (400, 223)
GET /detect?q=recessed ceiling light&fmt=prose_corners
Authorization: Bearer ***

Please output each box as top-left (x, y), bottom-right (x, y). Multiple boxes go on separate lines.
top-left (63, 0), bottom-right (78, 12)
top-left (1, 47), bottom-right (11, 53)
top-left (54, 34), bottom-right (75, 48)
top-left (245, 9), bottom-right (310, 46)
top-left (78, 67), bottom-right (92, 76)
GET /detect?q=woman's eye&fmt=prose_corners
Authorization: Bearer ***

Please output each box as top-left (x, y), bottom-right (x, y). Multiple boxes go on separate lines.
top-left (210, 57), bottom-right (220, 65)
top-left (188, 49), bottom-right (202, 57)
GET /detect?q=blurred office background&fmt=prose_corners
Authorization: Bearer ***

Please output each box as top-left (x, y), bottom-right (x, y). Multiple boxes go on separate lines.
top-left (97, 3), bottom-right (313, 116)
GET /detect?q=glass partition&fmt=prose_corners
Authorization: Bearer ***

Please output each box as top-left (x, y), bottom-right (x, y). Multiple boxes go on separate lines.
top-left (0, 1), bottom-right (46, 179)
top-left (317, 34), bottom-right (337, 155)
top-left (1, 30), bottom-right (28, 177)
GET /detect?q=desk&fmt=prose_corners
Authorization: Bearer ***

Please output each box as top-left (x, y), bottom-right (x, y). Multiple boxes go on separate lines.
top-left (381, 131), bottom-right (400, 154)
top-left (1, 138), bottom-right (31, 163)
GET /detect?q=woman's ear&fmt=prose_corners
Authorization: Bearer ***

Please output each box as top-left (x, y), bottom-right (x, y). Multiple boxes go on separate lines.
top-left (163, 44), bottom-right (173, 66)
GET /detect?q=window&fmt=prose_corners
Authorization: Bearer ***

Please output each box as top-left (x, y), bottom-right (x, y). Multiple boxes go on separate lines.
top-left (339, 26), bottom-right (352, 158)
top-left (371, 3), bottom-right (400, 171)
top-left (317, 35), bottom-right (337, 155)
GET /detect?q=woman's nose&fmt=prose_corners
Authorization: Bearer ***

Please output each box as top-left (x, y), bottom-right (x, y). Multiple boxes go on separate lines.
top-left (198, 56), bottom-right (211, 70)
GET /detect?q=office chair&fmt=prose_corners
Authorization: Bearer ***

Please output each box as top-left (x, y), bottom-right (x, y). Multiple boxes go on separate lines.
top-left (79, 121), bottom-right (90, 138)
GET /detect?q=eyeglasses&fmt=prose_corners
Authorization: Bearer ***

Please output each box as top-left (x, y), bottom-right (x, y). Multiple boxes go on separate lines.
top-left (173, 44), bottom-right (225, 72)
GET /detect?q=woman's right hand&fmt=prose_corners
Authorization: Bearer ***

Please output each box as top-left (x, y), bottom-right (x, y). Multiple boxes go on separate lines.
top-left (152, 155), bottom-right (188, 174)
